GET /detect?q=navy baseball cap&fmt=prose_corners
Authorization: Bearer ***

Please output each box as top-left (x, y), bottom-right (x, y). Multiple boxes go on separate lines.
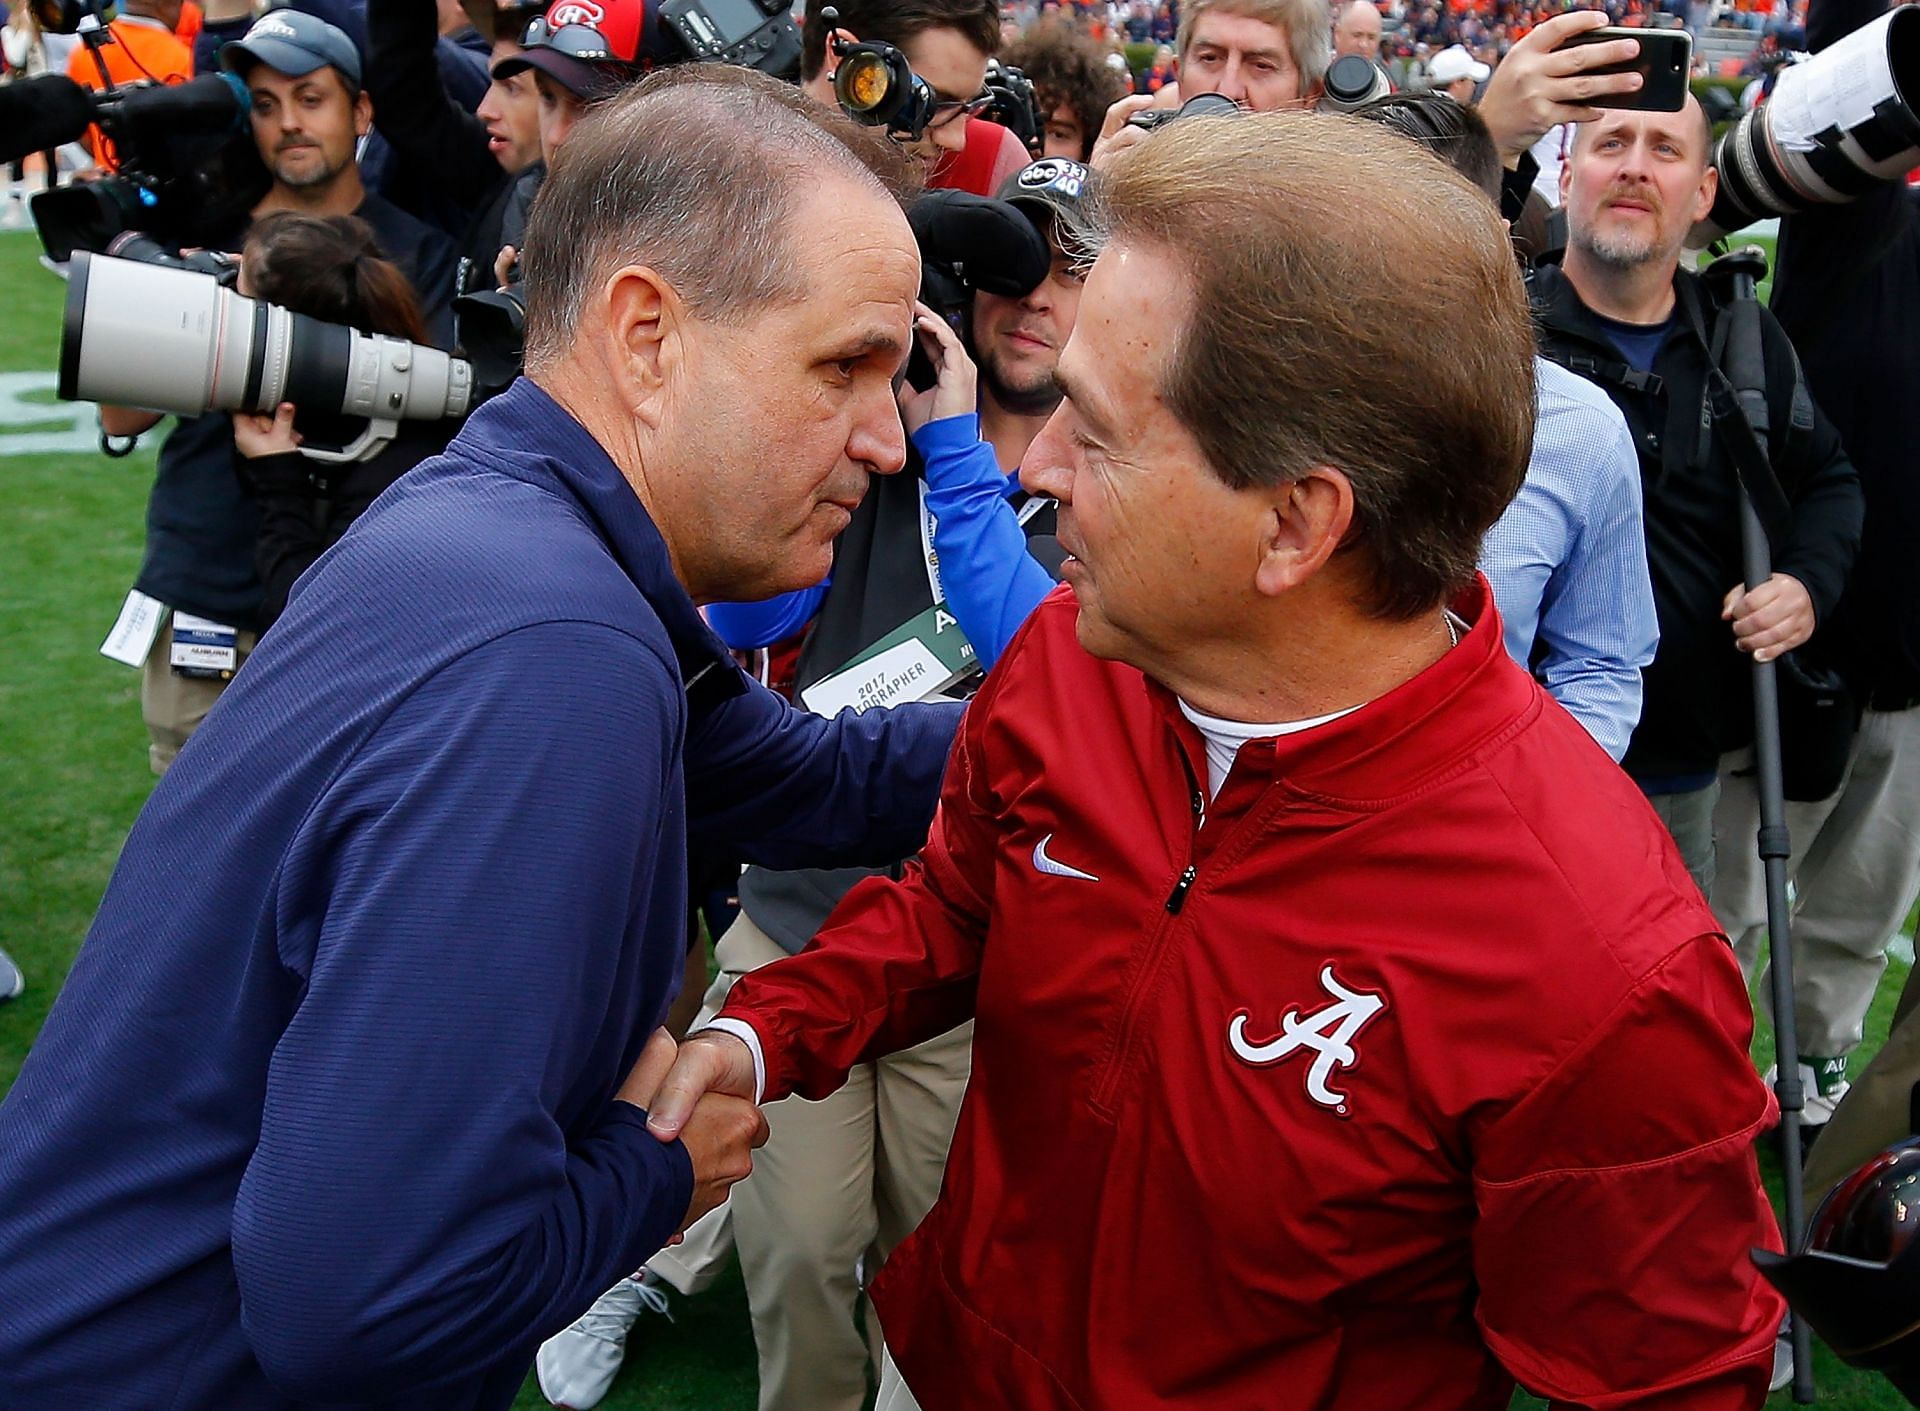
top-left (220, 10), bottom-right (363, 88)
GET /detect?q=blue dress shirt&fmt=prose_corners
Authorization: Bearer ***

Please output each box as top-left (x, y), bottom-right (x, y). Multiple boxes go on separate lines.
top-left (1481, 357), bottom-right (1659, 761)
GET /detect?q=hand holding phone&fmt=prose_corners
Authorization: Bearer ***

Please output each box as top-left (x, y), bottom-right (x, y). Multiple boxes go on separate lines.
top-left (1554, 25), bottom-right (1692, 112)
top-left (1477, 9), bottom-right (1666, 163)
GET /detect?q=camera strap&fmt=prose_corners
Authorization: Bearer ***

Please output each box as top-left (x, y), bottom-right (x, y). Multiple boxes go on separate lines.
top-left (1684, 286), bottom-right (1794, 554)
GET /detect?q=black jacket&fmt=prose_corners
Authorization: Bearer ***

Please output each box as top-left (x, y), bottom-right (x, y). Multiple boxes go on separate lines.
top-left (1531, 262), bottom-right (1863, 779)
top-left (1770, 0), bottom-right (1920, 708)
top-left (363, 0), bottom-right (517, 274)
top-left (238, 418), bottom-right (460, 627)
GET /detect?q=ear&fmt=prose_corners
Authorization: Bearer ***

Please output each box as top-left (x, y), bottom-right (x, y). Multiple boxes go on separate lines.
top-left (1252, 467), bottom-right (1353, 600)
top-left (599, 264), bottom-right (683, 433)
top-left (823, 26), bottom-right (856, 77)
top-left (1557, 147), bottom-right (1572, 205)
top-left (353, 88), bottom-right (374, 139)
top-left (1693, 161), bottom-right (1719, 221)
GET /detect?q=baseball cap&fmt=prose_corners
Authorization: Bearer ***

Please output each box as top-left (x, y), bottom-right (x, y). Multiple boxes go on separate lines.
top-left (998, 157), bottom-right (1096, 248)
top-left (219, 9), bottom-right (362, 88)
top-left (491, 0), bottom-right (675, 99)
top-left (1427, 44), bottom-right (1490, 87)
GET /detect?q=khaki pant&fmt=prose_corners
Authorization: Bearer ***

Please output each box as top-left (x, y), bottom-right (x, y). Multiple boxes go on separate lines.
top-left (1644, 779), bottom-right (1721, 900)
top-left (1713, 708), bottom-right (1920, 1057)
top-left (650, 910), bottom-right (972, 1411)
top-left (140, 614), bottom-right (257, 776)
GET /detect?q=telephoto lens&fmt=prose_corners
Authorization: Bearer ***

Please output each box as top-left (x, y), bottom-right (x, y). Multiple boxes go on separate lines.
top-left (59, 250), bottom-right (473, 462)
top-left (1320, 54), bottom-right (1392, 113)
top-left (1695, 4), bottom-right (1920, 243)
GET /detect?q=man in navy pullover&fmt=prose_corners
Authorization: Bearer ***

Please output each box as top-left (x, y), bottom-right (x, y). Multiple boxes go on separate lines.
top-left (0, 71), bottom-right (947, 1410)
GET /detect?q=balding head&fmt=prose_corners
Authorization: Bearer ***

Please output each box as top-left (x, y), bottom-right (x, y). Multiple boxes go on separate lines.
top-left (522, 65), bottom-right (912, 366)
top-left (1333, 0), bottom-right (1381, 58)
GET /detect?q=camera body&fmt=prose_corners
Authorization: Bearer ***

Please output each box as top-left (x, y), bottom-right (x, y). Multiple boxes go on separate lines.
top-left (660, 0), bottom-right (801, 75)
top-left (28, 74), bottom-right (261, 264)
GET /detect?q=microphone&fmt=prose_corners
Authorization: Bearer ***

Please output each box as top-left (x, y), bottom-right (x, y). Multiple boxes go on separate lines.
top-left (0, 74), bottom-right (97, 165)
top-left (106, 72), bottom-right (249, 135)
top-left (907, 189), bottom-right (1051, 298)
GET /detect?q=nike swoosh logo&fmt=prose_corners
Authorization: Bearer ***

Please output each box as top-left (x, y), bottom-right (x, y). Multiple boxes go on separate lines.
top-left (1032, 834), bottom-right (1099, 882)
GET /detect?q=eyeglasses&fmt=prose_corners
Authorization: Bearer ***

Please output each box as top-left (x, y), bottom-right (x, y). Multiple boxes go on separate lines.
top-left (925, 92), bottom-right (993, 130)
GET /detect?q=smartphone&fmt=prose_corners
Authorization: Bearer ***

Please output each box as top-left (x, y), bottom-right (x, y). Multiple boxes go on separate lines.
top-left (1554, 26), bottom-right (1692, 113)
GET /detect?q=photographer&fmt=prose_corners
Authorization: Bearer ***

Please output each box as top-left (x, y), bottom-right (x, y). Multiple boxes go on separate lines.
top-left (1532, 97), bottom-right (1863, 894)
top-left (797, 0), bottom-right (1025, 191)
top-left (94, 8), bottom-right (457, 773)
top-left (230, 211), bottom-right (460, 625)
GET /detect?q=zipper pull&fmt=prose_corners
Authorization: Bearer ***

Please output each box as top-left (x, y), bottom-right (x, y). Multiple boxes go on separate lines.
top-left (1165, 864), bottom-right (1197, 914)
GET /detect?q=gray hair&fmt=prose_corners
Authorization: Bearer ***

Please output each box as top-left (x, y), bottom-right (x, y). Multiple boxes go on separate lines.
top-left (520, 66), bottom-right (914, 368)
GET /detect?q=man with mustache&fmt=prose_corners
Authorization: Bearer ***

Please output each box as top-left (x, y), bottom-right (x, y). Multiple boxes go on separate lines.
top-left (225, 11), bottom-right (460, 334)
top-left (1531, 100), bottom-right (1861, 895)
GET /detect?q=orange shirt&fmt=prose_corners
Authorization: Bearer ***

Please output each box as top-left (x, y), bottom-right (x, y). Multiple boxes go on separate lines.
top-left (65, 17), bottom-right (193, 90)
top-left (64, 17), bottom-right (194, 166)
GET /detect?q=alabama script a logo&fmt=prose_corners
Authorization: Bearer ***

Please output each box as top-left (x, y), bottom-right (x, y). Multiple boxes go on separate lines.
top-left (1227, 965), bottom-right (1387, 1118)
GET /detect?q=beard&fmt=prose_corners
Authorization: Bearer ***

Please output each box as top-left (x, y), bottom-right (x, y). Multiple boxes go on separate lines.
top-left (1576, 225), bottom-right (1661, 269)
top-left (1574, 191), bottom-right (1675, 270)
top-left (273, 144), bottom-right (348, 191)
top-left (977, 340), bottom-right (1063, 418)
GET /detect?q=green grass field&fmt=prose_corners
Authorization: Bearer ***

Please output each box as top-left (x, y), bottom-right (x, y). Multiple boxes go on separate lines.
top-left (0, 225), bottom-right (1905, 1409)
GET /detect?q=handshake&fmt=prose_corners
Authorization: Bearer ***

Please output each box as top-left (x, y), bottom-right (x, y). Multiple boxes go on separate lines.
top-left (617, 1028), bottom-right (766, 1235)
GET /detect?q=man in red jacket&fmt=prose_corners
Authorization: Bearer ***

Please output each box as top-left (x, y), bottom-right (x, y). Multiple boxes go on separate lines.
top-left (650, 111), bottom-right (1787, 1410)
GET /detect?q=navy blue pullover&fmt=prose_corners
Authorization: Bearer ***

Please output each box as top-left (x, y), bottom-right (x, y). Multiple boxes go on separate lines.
top-left (0, 378), bottom-right (960, 1409)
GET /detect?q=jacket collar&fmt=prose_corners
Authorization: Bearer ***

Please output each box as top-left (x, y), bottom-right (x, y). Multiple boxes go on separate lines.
top-left (1532, 260), bottom-right (1711, 360)
top-left (1152, 576), bottom-right (1544, 810)
top-left (456, 377), bottom-right (742, 701)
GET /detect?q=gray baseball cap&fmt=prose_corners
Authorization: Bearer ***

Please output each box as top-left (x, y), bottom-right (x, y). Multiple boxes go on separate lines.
top-left (997, 158), bottom-right (1097, 248)
top-left (220, 10), bottom-right (363, 88)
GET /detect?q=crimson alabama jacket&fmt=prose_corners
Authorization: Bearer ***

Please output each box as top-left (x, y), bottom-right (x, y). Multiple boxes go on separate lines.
top-left (721, 578), bottom-right (1786, 1411)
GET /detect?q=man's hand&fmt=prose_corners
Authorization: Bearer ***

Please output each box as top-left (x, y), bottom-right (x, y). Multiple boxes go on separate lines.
top-left (670, 1093), bottom-right (767, 1232)
top-left (644, 1030), bottom-right (765, 1234)
top-left (615, 1026), bottom-right (680, 1110)
top-left (231, 402), bottom-right (304, 460)
top-left (1090, 84), bottom-right (1181, 170)
top-left (1723, 573), bottom-right (1816, 663)
top-left (646, 1030), bottom-right (758, 1135)
top-left (493, 243), bottom-right (518, 291)
top-left (898, 301), bottom-right (980, 435)
top-left (1475, 10), bottom-right (1643, 164)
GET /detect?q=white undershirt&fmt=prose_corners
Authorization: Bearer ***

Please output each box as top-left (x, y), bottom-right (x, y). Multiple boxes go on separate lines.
top-left (1176, 698), bottom-right (1361, 800)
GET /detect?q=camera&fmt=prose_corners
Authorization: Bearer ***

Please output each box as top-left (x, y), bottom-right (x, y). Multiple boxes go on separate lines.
top-left (1696, 4), bottom-right (1920, 244)
top-left (61, 248), bottom-right (474, 463)
top-left (1126, 91), bottom-right (1244, 132)
top-left (1320, 54), bottom-right (1392, 112)
top-left (902, 175), bottom-right (1073, 390)
top-left (9, 72), bottom-right (262, 264)
top-left (661, 0), bottom-right (802, 75)
top-left (981, 59), bottom-right (1043, 156)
